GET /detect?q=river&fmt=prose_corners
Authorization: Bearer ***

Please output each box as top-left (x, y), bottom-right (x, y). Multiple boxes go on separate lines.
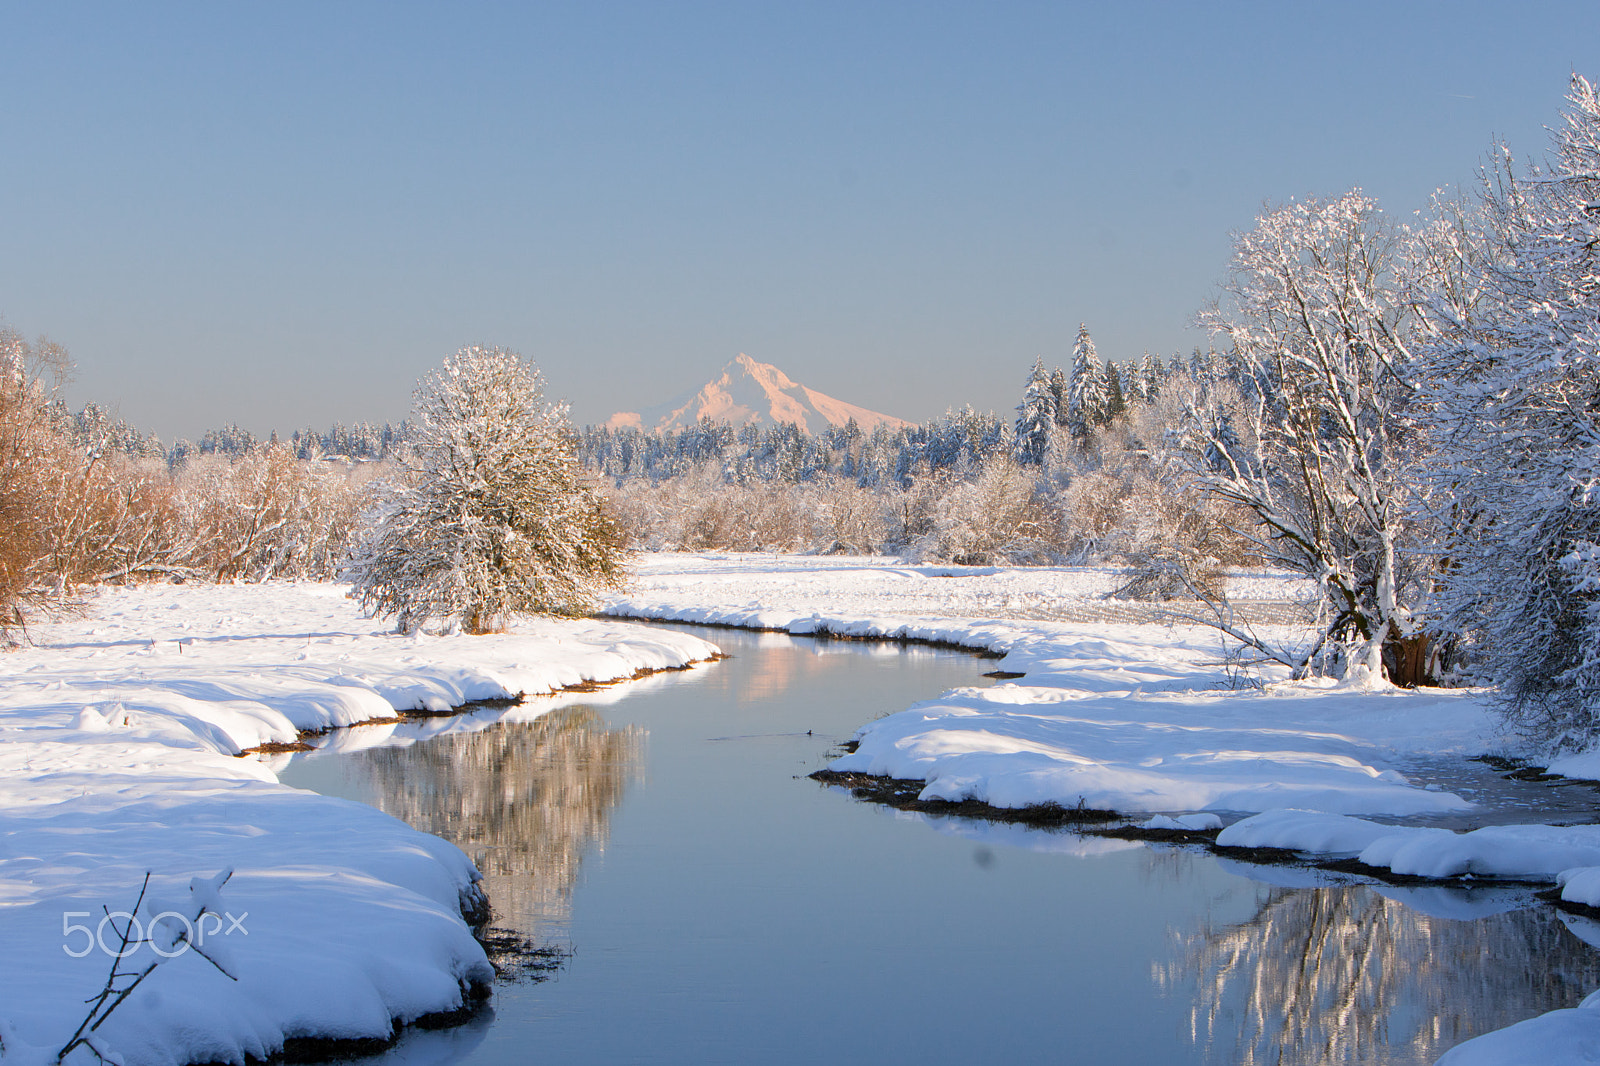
top-left (276, 624), bottom-right (1600, 1065)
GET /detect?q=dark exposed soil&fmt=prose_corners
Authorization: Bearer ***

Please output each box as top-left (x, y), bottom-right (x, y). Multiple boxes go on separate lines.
top-left (245, 980), bottom-right (492, 1065)
top-left (477, 928), bottom-right (573, 983)
top-left (1095, 824), bottom-right (1225, 847)
top-left (604, 611), bottom-right (1007, 658)
top-left (237, 739), bottom-right (318, 755)
top-left (809, 769), bottom-right (1121, 825)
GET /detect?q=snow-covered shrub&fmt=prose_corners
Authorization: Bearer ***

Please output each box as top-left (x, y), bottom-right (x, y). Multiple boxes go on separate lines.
top-left (815, 476), bottom-right (888, 553)
top-left (0, 326), bottom-right (68, 635)
top-left (1417, 76), bottom-right (1600, 741)
top-left (175, 446), bottom-right (375, 582)
top-left (349, 346), bottom-right (626, 633)
top-left (41, 454), bottom-right (184, 585)
top-left (600, 470), bottom-right (888, 555)
top-left (916, 457), bottom-right (1061, 565)
top-left (0, 327), bottom-right (191, 634)
top-left (1044, 409), bottom-right (1257, 597)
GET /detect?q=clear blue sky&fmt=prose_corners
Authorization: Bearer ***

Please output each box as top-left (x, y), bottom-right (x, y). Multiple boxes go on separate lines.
top-left (2, 1), bottom-right (1594, 441)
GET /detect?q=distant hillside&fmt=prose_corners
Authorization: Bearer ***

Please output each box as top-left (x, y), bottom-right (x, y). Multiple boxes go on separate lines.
top-left (603, 353), bottom-right (911, 436)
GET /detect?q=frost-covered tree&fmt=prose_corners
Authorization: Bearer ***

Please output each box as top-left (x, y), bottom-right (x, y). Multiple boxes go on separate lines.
top-left (1418, 76), bottom-right (1600, 740)
top-left (1048, 366), bottom-right (1070, 428)
top-left (199, 424), bottom-right (257, 457)
top-left (350, 346), bottom-right (625, 633)
top-left (1101, 362), bottom-right (1128, 424)
top-left (1191, 190), bottom-right (1426, 681)
top-left (1068, 324), bottom-right (1106, 437)
top-left (1141, 352), bottom-right (1166, 401)
top-left (1123, 354), bottom-right (1150, 405)
top-left (1014, 357), bottom-right (1055, 466)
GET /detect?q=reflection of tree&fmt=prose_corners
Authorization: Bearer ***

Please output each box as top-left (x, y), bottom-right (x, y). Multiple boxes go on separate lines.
top-left (1164, 884), bottom-right (1600, 1065)
top-left (348, 706), bottom-right (643, 935)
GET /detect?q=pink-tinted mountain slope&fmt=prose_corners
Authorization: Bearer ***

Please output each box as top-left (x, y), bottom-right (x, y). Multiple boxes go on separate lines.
top-left (604, 353), bottom-right (910, 435)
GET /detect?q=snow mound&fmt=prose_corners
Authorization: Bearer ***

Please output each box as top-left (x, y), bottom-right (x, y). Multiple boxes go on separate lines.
top-left (1434, 989), bottom-right (1600, 1064)
top-left (1141, 813), bottom-right (1223, 831)
top-left (1219, 810), bottom-right (1600, 881)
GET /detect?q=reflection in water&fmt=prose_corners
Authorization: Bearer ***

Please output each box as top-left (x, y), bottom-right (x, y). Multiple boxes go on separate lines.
top-left (722, 635), bottom-right (947, 703)
top-left (279, 629), bottom-right (1600, 1065)
top-left (335, 705), bottom-right (643, 937)
top-left (1166, 882), bottom-right (1600, 1065)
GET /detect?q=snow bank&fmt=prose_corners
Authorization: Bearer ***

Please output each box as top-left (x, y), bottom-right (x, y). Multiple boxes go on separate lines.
top-left (1434, 989), bottom-right (1600, 1064)
top-left (0, 582), bottom-right (719, 1065)
top-left (1218, 809), bottom-right (1600, 881)
top-left (610, 553), bottom-right (1495, 817)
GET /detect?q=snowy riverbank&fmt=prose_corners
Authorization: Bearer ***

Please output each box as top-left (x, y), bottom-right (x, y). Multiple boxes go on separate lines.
top-left (607, 553), bottom-right (1502, 818)
top-left (6, 557), bottom-right (1598, 1064)
top-left (0, 582), bottom-right (718, 1066)
top-left (606, 552), bottom-right (1600, 1065)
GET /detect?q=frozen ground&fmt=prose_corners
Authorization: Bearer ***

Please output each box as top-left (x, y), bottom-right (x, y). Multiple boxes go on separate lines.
top-left (607, 552), bottom-right (1600, 1065)
top-left (0, 582), bottom-right (718, 1066)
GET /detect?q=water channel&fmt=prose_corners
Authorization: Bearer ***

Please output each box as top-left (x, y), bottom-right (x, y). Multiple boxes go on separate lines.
top-left (277, 624), bottom-right (1600, 1065)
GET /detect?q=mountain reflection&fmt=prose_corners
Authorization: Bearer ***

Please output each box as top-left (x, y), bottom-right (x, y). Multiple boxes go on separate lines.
top-left (340, 705), bottom-right (643, 936)
top-left (1164, 882), bottom-right (1600, 1065)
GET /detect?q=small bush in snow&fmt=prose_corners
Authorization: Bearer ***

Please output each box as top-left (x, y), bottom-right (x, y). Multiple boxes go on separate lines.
top-left (349, 346), bottom-right (625, 633)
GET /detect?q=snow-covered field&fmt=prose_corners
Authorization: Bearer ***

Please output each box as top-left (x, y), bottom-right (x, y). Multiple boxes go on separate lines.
top-left (606, 552), bottom-right (1600, 1065)
top-left (0, 582), bottom-right (717, 1066)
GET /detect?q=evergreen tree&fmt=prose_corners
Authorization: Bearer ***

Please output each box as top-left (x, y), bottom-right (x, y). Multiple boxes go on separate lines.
top-left (350, 346), bottom-right (626, 633)
top-left (1067, 324), bottom-right (1105, 437)
top-left (1014, 357), bottom-right (1055, 465)
top-left (1139, 352), bottom-right (1163, 401)
top-left (1123, 355), bottom-right (1149, 404)
top-left (1101, 362), bottom-right (1128, 424)
top-left (1048, 367), bottom-right (1070, 427)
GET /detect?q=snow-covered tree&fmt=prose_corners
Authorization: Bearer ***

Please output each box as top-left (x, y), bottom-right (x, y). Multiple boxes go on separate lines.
top-left (1048, 366), bottom-right (1070, 427)
top-left (1014, 357), bottom-right (1055, 466)
top-left (1418, 76), bottom-right (1600, 740)
top-left (1101, 362), bottom-right (1128, 424)
top-left (1191, 190), bottom-right (1427, 681)
top-left (1068, 324), bottom-right (1106, 437)
top-left (1123, 354), bottom-right (1150, 405)
top-left (349, 346), bottom-right (625, 633)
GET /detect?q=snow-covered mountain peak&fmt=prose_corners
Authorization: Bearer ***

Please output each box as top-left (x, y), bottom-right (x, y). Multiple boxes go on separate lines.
top-left (604, 354), bottom-right (909, 436)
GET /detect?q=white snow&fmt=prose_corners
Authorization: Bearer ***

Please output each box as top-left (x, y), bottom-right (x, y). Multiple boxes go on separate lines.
top-left (1217, 809), bottom-right (1600, 880)
top-left (608, 553), bottom-right (1491, 817)
top-left (0, 581), bottom-right (718, 1065)
top-left (1546, 748), bottom-right (1600, 781)
top-left (1141, 813), bottom-right (1223, 831)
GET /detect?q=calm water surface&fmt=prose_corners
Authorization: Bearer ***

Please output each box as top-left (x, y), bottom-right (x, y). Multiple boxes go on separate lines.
top-left (278, 625), bottom-right (1600, 1065)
